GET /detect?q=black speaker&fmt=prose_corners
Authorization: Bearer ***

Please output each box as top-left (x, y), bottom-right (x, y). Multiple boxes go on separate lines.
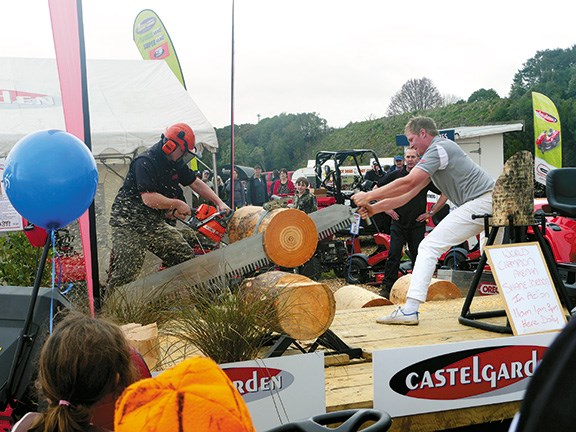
top-left (0, 286), bottom-right (70, 410)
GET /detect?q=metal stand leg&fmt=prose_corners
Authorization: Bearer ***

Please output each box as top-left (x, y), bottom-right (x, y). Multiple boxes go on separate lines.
top-left (264, 329), bottom-right (363, 359)
top-left (459, 220), bottom-right (574, 333)
top-left (5, 238), bottom-right (51, 401)
top-left (459, 226), bottom-right (512, 333)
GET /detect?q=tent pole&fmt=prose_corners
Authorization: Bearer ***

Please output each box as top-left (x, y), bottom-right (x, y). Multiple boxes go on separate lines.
top-left (212, 152), bottom-right (219, 196)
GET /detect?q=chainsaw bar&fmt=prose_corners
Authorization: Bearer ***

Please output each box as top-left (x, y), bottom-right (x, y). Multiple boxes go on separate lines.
top-left (112, 205), bottom-right (353, 303)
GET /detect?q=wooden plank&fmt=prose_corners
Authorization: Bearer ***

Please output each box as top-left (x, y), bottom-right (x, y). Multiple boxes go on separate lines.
top-left (323, 353), bottom-right (350, 367)
top-left (390, 402), bottom-right (520, 432)
top-left (328, 296), bottom-right (510, 352)
top-left (323, 295), bottom-right (521, 430)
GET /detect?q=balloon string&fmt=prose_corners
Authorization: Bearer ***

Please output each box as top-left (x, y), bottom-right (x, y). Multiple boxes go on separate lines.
top-left (50, 230), bottom-right (56, 334)
top-left (49, 230), bottom-right (63, 334)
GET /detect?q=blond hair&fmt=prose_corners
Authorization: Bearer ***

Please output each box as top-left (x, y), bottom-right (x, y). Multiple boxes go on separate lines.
top-left (405, 116), bottom-right (438, 136)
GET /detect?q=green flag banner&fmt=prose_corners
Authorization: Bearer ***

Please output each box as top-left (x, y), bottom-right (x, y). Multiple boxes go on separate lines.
top-left (532, 92), bottom-right (562, 185)
top-left (133, 9), bottom-right (186, 88)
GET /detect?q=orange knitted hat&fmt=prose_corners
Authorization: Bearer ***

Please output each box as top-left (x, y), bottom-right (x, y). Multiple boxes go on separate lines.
top-left (114, 356), bottom-right (255, 432)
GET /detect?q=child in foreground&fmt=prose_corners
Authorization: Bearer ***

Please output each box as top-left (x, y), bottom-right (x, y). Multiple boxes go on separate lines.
top-left (12, 311), bottom-right (137, 432)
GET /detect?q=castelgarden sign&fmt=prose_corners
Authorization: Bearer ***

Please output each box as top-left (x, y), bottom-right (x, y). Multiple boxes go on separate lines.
top-left (374, 333), bottom-right (558, 417)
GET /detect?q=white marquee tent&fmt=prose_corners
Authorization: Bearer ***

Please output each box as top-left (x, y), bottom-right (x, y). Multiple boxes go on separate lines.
top-left (0, 57), bottom-right (220, 281)
top-left (0, 57), bottom-right (218, 157)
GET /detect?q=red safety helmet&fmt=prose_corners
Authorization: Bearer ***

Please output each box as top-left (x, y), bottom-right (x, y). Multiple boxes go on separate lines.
top-left (162, 123), bottom-right (196, 155)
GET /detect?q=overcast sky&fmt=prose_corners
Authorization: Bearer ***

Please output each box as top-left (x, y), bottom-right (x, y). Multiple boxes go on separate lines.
top-left (4, 1), bottom-right (576, 128)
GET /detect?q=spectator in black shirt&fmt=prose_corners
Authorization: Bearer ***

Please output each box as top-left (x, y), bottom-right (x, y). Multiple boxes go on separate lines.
top-left (247, 164), bottom-right (269, 206)
top-left (378, 147), bottom-right (447, 298)
top-left (364, 161), bottom-right (386, 185)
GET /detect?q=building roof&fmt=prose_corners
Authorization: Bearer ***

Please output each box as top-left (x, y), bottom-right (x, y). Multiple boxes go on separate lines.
top-left (454, 123), bottom-right (524, 139)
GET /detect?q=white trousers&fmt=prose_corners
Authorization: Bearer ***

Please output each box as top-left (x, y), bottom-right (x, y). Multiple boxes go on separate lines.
top-left (407, 192), bottom-right (493, 303)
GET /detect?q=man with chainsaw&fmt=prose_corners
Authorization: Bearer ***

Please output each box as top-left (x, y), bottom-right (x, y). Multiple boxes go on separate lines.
top-left (107, 123), bottom-right (230, 290)
top-left (377, 147), bottom-right (446, 299)
top-left (353, 116), bottom-right (494, 325)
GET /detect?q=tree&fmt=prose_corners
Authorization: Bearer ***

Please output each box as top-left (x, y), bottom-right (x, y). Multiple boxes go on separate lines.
top-left (509, 46), bottom-right (576, 100)
top-left (442, 93), bottom-right (463, 106)
top-left (213, 112), bottom-right (329, 170)
top-left (387, 77), bottom-right (444, 116)
top-left (467, 88), bottom-right (500, 103)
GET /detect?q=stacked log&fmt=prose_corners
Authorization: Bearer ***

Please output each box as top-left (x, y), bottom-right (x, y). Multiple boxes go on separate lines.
top-left (334, 285), bottom-right (393, 310)
top-left (390, 274), bottom-right (461, 304)
top-left (240, 271), bottom-right (335, 340)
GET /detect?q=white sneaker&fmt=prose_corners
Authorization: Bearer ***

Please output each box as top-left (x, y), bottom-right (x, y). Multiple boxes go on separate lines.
top-left (376, 306), bottom-right (419, 325)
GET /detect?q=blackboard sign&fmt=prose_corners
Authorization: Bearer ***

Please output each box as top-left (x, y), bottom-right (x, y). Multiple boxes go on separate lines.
top-left (485, 242), bottom-right (567, 336)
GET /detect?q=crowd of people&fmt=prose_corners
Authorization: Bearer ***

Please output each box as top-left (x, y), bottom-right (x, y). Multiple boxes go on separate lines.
top-left (105, 118), bottom-right (490, 328)
top-left (8, 116), bottom-right (559, 431)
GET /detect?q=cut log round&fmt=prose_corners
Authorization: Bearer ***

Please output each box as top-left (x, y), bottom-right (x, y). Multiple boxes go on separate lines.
top-left (334, 285), bottom-right (393, 310)
top-left (390, 274), bottom-right (461, 304)
top-left (120, 323), bottom-right (160, 370)
top-left (227, 206), bottom-right (318, 268)
top-left (240, 271), bottom-right (335, 340)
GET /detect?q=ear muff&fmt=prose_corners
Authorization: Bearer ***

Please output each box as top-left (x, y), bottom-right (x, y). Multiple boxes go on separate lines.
top-left (162, 130), bottom-right (187, 155)
top-left (162, 138), bottom-right (179, 155)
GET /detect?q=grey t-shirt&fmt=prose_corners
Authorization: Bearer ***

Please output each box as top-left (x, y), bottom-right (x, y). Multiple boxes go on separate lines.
top-left (415, 136), bottom-right (494, 207)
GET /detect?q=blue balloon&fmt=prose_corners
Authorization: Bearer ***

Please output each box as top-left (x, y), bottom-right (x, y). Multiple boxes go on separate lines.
top-left (2, 130), bottom-right (98, 230)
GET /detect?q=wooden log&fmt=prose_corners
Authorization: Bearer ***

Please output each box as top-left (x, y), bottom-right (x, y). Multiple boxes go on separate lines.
top-left (228, 206), bottom-right (318, 268)
top-left (491, 151), bottom-right (534, 227)
top-left (240, 271), bottom-right (335, 340)
top-left (390, 274), bottom-right (461, 304)
top-left (120, 322), bottom-right (160, 370)
top-left (334, 285), bottom-right (393, 310)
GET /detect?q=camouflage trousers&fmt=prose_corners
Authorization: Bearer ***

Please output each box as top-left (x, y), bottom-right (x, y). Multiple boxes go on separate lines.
top-left (107, 222), bottom-right (195, 289)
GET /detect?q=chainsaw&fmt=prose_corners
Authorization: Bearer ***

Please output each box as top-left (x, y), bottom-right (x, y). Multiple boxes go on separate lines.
top-left (111, 204), bottom-right (354, 304)
top-left (177, 203), bottom-right (232, 245)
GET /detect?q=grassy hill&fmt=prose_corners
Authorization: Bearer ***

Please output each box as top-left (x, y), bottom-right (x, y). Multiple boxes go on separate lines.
top-left (306, 99), bottom-right (522, 163)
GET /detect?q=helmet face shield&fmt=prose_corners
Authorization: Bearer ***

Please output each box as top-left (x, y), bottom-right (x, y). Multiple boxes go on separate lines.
top-left (181, 151), bottom-right (196, 164)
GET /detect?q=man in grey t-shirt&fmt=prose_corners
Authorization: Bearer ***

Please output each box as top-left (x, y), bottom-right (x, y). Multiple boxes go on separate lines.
top-left (352, 116), bottom-right (495, 325)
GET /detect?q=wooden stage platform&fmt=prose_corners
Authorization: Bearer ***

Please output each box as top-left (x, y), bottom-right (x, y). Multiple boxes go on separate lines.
top-left (323, 295), bottom-right (520, 432)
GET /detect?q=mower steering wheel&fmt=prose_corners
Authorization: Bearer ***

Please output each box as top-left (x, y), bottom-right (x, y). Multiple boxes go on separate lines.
top-left (350, 174), bottom-right (363, 191)
top-left (264, 409), bottom-right (392, 432)
top-left (321, 170), bottom-right (336, 193)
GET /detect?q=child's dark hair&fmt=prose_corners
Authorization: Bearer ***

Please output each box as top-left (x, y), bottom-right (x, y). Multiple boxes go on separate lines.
top-left (29, 311), bottom-right (136, 432)
top-left (295, 176), bottom-right (309, 187)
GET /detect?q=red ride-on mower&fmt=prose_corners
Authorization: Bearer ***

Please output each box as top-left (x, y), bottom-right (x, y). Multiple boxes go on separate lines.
top-left (527, 169), bottom-right (576, 301)
top-left (345, 231), bottom-right (391, 285)
top-left (344, 200), bottom-right (453, 286)
top-left (344, 231), bottom-right (415, 286)
top-left (437, 236), bottom-right (482, 271)
top-left (536, 128), bottom-right (561, 153)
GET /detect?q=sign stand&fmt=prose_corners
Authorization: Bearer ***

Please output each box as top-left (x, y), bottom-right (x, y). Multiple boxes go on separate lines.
top-left (459, 214), bottom-right (573, 333)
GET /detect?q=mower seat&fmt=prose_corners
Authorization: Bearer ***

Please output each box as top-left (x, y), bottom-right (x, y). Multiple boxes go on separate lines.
top-left (546, 168), bottom-right (576, 218)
